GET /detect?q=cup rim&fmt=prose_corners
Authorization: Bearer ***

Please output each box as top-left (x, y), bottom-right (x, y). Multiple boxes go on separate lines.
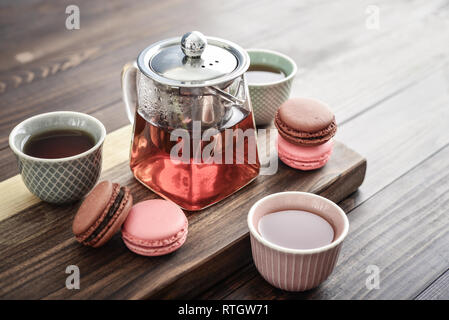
top-left (246, 48), bottom-right (298, 87)
top-left (247, 191), bottom-right (349, 254)
top-left (8, 111), bottom-right (107, 163)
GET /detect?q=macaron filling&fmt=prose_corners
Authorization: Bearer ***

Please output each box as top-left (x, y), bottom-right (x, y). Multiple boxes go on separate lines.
top-left (122, 228), bottom-right (188, 256)
top-left (122, 225), bottom-right (187, 247)
top-left (121, 199), bottom-right (188, 256)
top-left (275, 113), bottom-right (337, 145)
top-left (83, 187), bottom-right (125, 245)
top-left (276, 126), bottom-right (334, 170)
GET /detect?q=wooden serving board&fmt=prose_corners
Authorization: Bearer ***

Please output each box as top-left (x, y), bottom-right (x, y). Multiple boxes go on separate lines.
top-left (0, 125), bottom-right (366, 299)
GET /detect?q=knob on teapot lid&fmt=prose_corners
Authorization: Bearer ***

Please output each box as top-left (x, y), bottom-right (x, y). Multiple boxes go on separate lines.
top-left (181, 31), bottom-right (207, 58)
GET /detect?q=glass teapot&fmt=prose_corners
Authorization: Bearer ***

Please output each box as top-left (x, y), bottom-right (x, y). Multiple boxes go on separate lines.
top-left (121, 31), bottom-right (260, 211)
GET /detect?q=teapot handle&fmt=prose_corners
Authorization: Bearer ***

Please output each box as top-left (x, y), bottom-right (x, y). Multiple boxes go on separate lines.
top-left (121, 61), bottom-right (138, 124)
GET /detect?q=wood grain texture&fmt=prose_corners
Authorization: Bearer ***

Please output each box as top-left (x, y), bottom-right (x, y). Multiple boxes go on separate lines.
top-left (0, 141), bottom-right (365, 299)
top-left (2, 0), bottom-right (449, 180)
top-left (200, 143), bottom-right (449, 299)
top-left (415, 269), bottom-right (449, 300)
top-left (1, 0), bottom-right (449, 300)
top-left (337, 67), bottom-right (449, 208)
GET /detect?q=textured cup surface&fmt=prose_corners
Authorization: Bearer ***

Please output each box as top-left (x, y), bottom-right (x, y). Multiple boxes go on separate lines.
top-left (247, 49), bottom-right (297, 126)
top-left (9, 111), bottom-right (106, 204)
top-left (247, 192), bottom-right (349, 291)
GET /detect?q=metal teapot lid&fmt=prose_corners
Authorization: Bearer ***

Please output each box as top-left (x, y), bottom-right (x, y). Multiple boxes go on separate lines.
top-left (137, 31), bottom-right (249, 87)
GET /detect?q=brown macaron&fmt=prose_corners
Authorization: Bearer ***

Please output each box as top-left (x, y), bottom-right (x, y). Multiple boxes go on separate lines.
top-left (72, 180), bottom-right (133, 247)
top-left (275, 98), bottom-right (337, 146)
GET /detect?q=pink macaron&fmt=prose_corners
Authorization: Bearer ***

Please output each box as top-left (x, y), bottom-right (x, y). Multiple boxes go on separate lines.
top-left (277, 134), bottom-right (334, 170)
top-left (275, 98), bottom-right (337, 170)
top-left (121, 199), bottom-right (188, 256)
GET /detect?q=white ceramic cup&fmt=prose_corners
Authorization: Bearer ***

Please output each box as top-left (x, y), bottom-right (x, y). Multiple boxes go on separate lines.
top-left (247, 191), bottom-right (349, 291)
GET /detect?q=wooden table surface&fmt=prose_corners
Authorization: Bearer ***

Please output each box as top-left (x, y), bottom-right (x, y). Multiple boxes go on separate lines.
top-left (0, 0), bottom-right (448, 299)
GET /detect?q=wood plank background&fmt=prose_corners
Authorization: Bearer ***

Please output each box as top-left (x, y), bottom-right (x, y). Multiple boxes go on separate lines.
top-left (1, 0), bottom-right (448, 299)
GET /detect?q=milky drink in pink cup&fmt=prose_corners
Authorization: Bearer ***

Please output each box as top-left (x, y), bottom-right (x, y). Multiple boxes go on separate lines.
top-left (247, 191), bottom-right (349, 292)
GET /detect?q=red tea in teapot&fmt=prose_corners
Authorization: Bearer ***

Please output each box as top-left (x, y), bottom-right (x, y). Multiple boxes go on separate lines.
top-left (130, 105), bottom-right (260, 211)
top-left (122, 31), bottom-right (260, 210)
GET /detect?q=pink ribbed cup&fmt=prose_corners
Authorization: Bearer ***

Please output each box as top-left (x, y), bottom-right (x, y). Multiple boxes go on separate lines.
top-left (247, 192), bottom-right (349, 292)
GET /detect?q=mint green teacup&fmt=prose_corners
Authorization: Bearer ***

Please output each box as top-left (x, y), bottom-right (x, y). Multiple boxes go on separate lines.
top-left (246, 49), bottom-right (297, 126)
